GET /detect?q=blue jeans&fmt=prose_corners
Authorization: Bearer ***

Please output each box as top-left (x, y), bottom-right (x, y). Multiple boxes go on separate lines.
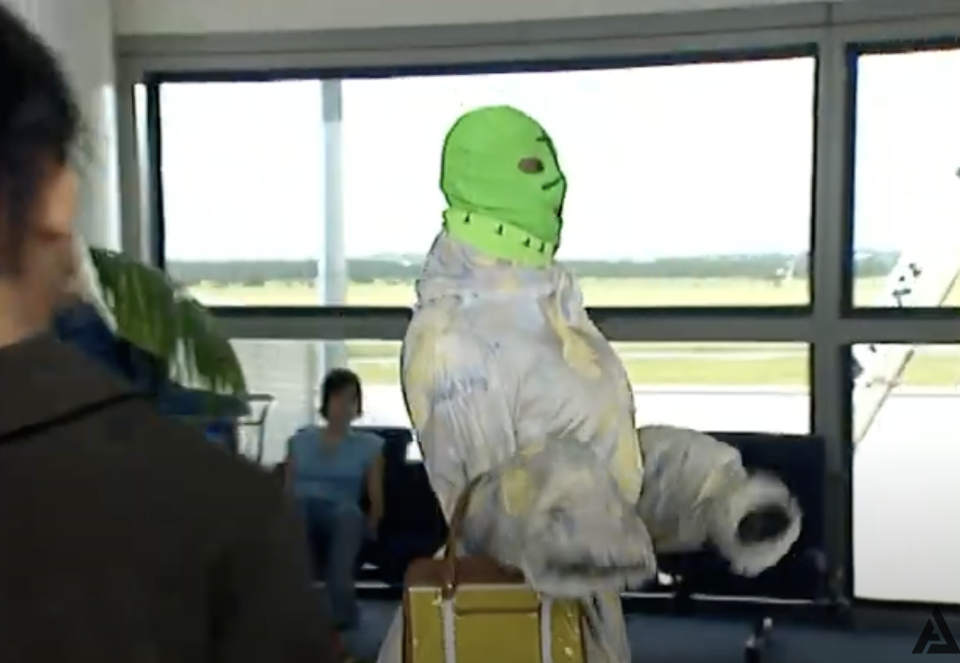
top-left (300, 497), bottom-right (366, 629)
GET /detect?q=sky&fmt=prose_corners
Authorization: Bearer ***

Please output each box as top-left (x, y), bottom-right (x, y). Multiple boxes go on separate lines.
top-left (157, 49), bottom-right (960, 262)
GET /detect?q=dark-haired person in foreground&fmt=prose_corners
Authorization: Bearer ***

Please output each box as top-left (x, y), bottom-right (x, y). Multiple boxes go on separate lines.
top-left (0, 5), bottom-right (336, 662)
top-left (285, 369), bottom-right (385, 641)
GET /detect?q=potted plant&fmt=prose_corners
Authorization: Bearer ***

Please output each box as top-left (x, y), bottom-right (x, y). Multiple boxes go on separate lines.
top-left (85, 245), bottom-right (246, 396)
top-left (58, 237), bottom-right (248, 428)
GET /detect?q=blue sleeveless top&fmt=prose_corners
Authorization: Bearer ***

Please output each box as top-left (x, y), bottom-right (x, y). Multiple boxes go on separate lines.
top-left (287, 426), bottom-right (383, 503)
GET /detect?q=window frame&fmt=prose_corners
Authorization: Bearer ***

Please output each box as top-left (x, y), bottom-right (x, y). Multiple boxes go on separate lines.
top-left (113, 0), bottom-right (960, 615)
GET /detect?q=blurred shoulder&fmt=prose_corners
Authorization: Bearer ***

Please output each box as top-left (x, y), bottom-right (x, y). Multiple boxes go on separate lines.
top-left (100, 398), bottom-right (286, 517)
top-left (289, 424), bottom-right (320, 443)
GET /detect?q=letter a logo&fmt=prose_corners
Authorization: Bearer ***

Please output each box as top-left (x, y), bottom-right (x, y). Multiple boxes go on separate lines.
top-left (913, 607), bottom-right (960, 654)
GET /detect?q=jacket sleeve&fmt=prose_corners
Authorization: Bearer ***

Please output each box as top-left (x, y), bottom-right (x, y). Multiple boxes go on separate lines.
top-left (211, 479), bottom-right (338, 663)
top-left (402, 321), bottom-right (518, 523)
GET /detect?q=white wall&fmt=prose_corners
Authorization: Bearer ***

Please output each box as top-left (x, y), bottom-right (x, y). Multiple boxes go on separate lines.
top-left (114, 0), bottom-right (842, 35)
top-left (5, 0), bottom-right (121, 250)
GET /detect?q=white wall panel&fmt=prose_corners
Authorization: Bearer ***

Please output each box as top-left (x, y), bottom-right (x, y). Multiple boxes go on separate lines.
top-left (4, 0), bottom-right (121, 249)
top-left (114, 0), bottom-right (849, 35)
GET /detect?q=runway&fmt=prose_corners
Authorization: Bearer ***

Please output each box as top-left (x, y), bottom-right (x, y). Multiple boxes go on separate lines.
top-left (250, 385), bottom-right (960, 607)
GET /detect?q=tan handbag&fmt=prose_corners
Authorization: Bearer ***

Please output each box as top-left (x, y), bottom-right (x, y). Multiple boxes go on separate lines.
top-left (402, 476), bottom-right (587, 663)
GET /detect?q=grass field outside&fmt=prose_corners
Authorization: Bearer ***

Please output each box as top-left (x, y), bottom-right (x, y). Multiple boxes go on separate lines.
top-left (191, 276), bottom-right (960, 308)
top-left (340, 350), bottom-right (958, 387)
top-left (208, 277), bottom-right (960, 387)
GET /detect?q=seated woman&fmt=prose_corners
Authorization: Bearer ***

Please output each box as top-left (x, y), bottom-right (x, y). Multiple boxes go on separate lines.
top-left (285, 368), bottom-right (385, 633)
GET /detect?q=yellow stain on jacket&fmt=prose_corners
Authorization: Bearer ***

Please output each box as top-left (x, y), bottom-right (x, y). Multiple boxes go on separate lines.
top-left (543, 298), bottom-right (601, 380)
top-left (501, 467), bottom-right (536, 516)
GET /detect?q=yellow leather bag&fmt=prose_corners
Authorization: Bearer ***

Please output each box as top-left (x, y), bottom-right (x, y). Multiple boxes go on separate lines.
top-left (402, 477), bottom-right (587, 663)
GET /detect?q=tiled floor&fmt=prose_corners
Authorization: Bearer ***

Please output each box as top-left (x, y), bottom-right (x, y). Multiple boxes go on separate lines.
top-left (346, 600), bottom-right (949, 663)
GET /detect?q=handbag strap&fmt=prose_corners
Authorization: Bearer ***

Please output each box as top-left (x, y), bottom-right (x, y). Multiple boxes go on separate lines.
top-left (441, 474), bottom-right (487, 598)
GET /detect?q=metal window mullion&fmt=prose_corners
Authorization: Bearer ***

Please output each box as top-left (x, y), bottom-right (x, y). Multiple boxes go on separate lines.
top-left (836, 316), bottom-right (960, 343)
top-left (305, 79), bottom-right (347, 418)
top-left (142, 81), bottom-right (167, 268)
top-left (214, 310), bottom-right (820, 342)
top-left (320, 78), bottom-right (346, 309)
top-left (810, 23), bottom-right (853, 605)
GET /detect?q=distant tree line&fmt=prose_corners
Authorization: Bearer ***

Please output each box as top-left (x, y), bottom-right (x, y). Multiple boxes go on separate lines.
top-left (166, 251), bottom-right (899, 286)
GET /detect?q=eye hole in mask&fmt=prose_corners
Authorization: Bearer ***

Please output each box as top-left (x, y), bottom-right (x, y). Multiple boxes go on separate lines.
top-left (518, 157), bottom-right (544, 174)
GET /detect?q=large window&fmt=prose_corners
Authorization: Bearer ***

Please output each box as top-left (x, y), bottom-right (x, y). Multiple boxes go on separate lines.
top-left (852, 48), bottom-right (960, 309)
top-left (158, 55), bottom-right (816, 308)
top-left (852, 344), bottom-right (960, 605)
top-left (617, 342), bottom-right (809, 433)
top-left (235, 339), bottom-right (810, 463)
top-left (341, 58), bottom-right (815, 308)
top-left (849, 44), bottom-right (960, 607)
top-left (129, 8), bottom-right (960, 616)
top-left (159, 81), bottom-right (329, 305)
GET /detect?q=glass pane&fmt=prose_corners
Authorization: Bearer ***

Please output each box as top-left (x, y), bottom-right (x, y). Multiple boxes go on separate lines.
top-left (232, 339), bottom-right (406, 464)
top-left (158, 81), bottom-right (328, 306)
top-left (235, 339), bottom-right (809, 463)
top-left (231, 339), bottom-right (320, 464)
top-left (340, 58), bottom-right (815, 307)
top-left (852, 49), bottom-right (960, 308)
top-left (623, 342), bottom-right (809, 433)
top-left (852, 343), bottom-right (960, 603)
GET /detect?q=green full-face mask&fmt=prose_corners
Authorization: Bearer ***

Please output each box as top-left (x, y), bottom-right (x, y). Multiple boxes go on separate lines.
top-left (440, 105), bottom-right (567, 268)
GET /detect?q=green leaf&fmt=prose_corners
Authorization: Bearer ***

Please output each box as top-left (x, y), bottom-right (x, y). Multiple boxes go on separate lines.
top-left (89, 247), bottom-right (247, 396)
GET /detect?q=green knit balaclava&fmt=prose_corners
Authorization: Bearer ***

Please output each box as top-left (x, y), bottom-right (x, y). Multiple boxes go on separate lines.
top-left (441, 106), bottom-right (567, 268)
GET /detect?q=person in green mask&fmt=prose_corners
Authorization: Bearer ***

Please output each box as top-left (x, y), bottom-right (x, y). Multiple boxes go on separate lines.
top-left (379, 106), bottom-right (802, 663)
top-left (440, 104), bottom-right (567, 268)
